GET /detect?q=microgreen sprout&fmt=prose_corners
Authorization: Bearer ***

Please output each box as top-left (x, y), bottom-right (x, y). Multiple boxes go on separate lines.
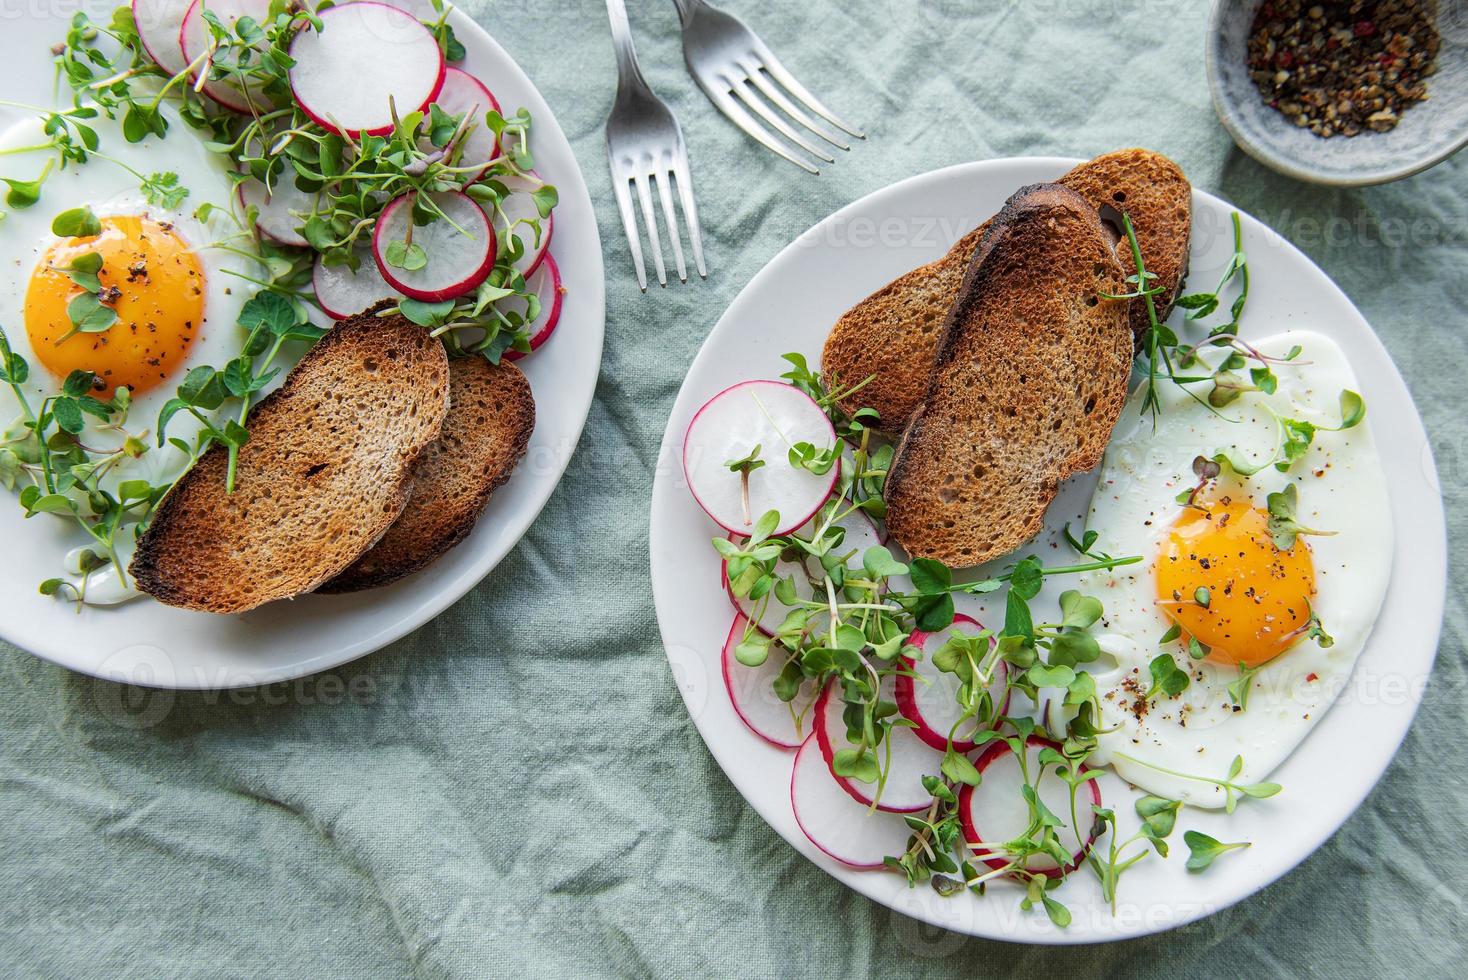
top-left (1176, 454), bottom-right (1223, 507)
top-left (708, 210), bottom-right (1329, 924)
top-left (0, 323), bottom-right (161, 602)
top-left (1304, 600), bottom-right (1334, 648)
top-left (1144, 653), bottom-right (1191, 700)
top-left (40, 3), bottom-right (556, 365)
top-left (1212, 390), bottom-right (1366, 476)
top-left (1114, 753), bottom-right (1281, 814)
top-left (724, 445), bottom-right (765, 527)
top-left (1089, 794), bottom-right (1180, 913)
top-left (1265, 483), bottom-right (1337, 551)
top-left (1108, 208), bottom-right (1303, 427)
top-left (1183, 830), bottom-right (1250, 871)
top-left (1227, 662), bottom-right (1262, 710)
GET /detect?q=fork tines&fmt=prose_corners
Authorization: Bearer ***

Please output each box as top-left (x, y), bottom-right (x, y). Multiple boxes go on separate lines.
top-left (678, 1), bottom-right (864, 174)
top-left (703, 55), bottom-right (864, 174)
top-left (609, 151), bottom-right (706, 292)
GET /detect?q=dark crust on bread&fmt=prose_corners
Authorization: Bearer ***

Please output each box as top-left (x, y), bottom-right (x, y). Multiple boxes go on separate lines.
top-left (130, 312), bottom-right (450, 613)
top-left (822, 148), bottom-right (1191, 435)
top-left (319, 357), bottom-right (535, 592)
top-left (883, 184), bottom-right (1131, 567)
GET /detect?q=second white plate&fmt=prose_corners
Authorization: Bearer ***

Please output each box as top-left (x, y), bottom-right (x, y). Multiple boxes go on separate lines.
top-left (0, 6), bottom-right (605, 688)
top-left (649, 157), bottom-right (1446, 943)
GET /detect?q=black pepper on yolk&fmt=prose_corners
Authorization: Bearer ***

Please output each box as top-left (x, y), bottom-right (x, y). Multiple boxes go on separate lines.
top-left (25, 214), bottom-right (204, 398)
top-left (1155, 498), bottom-right (1316, 669)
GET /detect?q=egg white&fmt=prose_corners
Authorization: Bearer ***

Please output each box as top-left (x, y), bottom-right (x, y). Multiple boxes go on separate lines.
top-left (0, 106), bottom-right (261, 492)
top-left (1053, 330), bottom-right (1393, 806)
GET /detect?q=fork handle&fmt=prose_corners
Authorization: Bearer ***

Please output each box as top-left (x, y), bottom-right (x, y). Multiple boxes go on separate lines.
top-left (606, 0), bottom-right (650, 89)
top-left (669, 0), bottom-right (707, 28)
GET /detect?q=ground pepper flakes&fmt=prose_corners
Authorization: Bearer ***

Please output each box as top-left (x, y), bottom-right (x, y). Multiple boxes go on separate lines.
top-left (1246, 0), bottom-right (1441, 137)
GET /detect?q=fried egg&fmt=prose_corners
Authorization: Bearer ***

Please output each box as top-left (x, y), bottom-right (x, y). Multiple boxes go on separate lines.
top-left (0, 107), bottom-right (259, 493)
top-left (1055, 330), bottom-right (1392, 806)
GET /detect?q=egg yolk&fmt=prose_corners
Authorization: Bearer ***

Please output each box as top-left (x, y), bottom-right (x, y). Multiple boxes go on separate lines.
top-left (1155, 499), bottom-right (1316, 668)
top-left (25, 214), bottom-right (205, 397)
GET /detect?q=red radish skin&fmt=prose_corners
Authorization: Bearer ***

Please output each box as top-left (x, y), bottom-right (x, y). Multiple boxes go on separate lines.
top-left (719, 506), bottom-right (883, 637)
top-left (524, 211), bottom-right (553, 278)
top-left (525, 209), bottom-right (551, 278)
top-left (371, 190), bottom-right (496, 301)
top-left (133, 0), bottom-right (190, 75)
top-left (287, 1), bottom-right (446, 137)
top-left (432, 66), bottom-right (502, 180)
top-left (681, 380), bottom-right (840, 538)
top-left (720, 613), bottom-right (814, 749)
top-left (812, 681), bottom-right (941, 814)
top-left (790, 734), bottom-right (913, 870)
top-left (491, 172), bottom-right (554, 278)
top-left (895, 614), bottom-right (1010, 752)
top-left (179, 0), bottom-right (277, 114)
top-left (958, 735), bottom-right (1102, 880)
top-left (503, 253), bottom-right (563, 362)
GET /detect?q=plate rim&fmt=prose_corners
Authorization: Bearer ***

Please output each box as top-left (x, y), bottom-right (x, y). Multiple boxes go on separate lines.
top-left (0, 6), bottom-right (605, 689)
top-left (648, 155), bottom-right (1447, 944)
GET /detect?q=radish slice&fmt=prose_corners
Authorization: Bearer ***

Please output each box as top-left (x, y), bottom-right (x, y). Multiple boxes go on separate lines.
top-left (896, 614), bottom-right (1010, 752)
top-left (721, 613), bottom-right (816, 749)
top-left (503, 253), bottom-right (562, 361)
top-left (791, 734), bottom-right (913, 870)
top-left (721, 504), bottom-right (882, 637)
top-left (237, 173), bottom-right (315, 248)
top-left (814, 681), bottom-right (943, 814)
top-left (490, 172), bottom-right (553, 278)
top-left (682, 380), bottom-right (839, 537)
top-left (133, 0), bottom-right (190, 76)
top-left (959, 736), bottom-right (1102, 879)
top-left (313, 249), bottom-right (404, 320)
top-left (430, 66), bottom-right (502, 179)
top-left (372, 190), bottom-right (495, 302)
top-left (288, 1), bottom-right (446, 137)
top-left (179, 0), bottom-right (277, 114)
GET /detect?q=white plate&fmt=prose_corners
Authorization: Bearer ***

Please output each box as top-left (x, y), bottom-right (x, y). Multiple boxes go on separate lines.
top-left (648, 158), bottom-right (1446, 943)
top-left (0, 5), bottom-right (604, 688)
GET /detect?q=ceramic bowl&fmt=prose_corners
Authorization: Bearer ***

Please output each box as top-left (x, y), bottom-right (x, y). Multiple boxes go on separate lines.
top-left (1207, 0), bottom-right (1468, 185)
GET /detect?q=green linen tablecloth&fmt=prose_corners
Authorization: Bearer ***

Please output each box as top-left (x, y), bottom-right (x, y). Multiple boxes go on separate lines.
top-left (3, 0), bottom-right (1464, 975)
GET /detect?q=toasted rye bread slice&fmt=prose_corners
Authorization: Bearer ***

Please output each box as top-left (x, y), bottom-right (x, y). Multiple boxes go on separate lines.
top-left (319, 357), bottom-right (535, 592)
top-left (1060, 148), bottom-right (1193, 341)
top-left (131, 313), bottom-right (450, 613)
top-left (883, 184), bottom-right (1131, 567)
top-left (822, 148), bottom-right (1191, 434)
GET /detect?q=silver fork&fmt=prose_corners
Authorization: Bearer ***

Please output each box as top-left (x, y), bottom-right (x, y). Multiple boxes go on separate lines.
top-left (604, 0), bottom-right (706, 290)
top-left (672, 0), bottom-right (864, 174)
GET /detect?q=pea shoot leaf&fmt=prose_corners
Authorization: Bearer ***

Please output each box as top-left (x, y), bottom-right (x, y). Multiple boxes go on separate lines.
top-left (1008, 556), bottom-right (1043, 600)
top-left (1145, 653), bottom-right (1190, 700)
top-left (51, 205), bottom-right (100, 237)
top-left (65, 292), bottom-right (116, 334)
top-left (832, 747), bottom-right (879, 784)
top-left (1027, 663), bottom-right (1075, 689)
top-left (862, 546), bottom-right (908, 580)
top-left (3, 169), bottom-right (49, 209)
top-left (1183, 830), bottom-right (1250, 872)
top-left (908, 557), bottom-right (950, 595)
top-left (1059, 590), bottom-right (1102, 629)
top-left (913, 592), bottom-right (955, 633)
top-left (237, 292), bottom-right (297, 336)
top-left (940, 748), bottom-right (980, 787)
